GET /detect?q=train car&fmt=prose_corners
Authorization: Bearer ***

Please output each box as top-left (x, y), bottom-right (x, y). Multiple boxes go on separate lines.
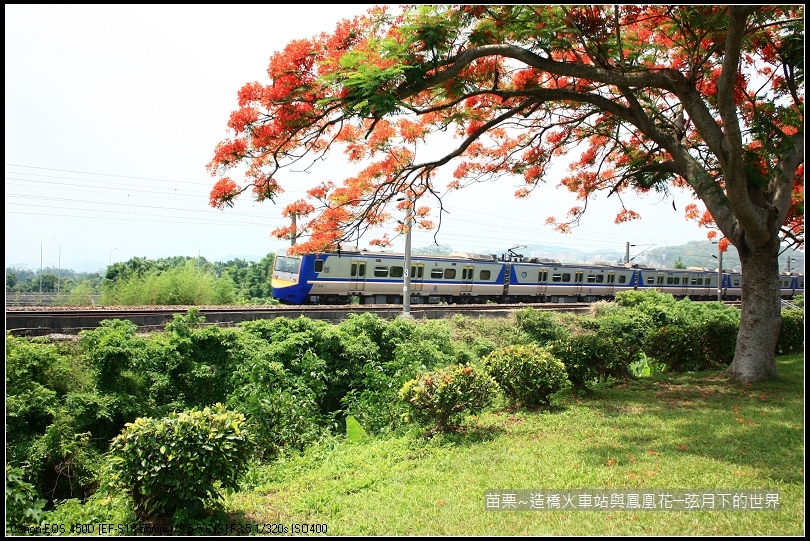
top-left (272, 248), bottom-right (506, 305)
top-left (507, 259), bottom-right (638, 303)
top-left (272, 247), bottom-right (804, 306)
top-left (636, 266), bottom-right (721, 300)
top-left (791, 274), bottom-right (805, 297)
top-left (780, 272), bottom-right (805, 299)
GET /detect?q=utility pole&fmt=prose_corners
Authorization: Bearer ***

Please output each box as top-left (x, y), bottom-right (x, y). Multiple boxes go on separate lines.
top-left (403, 200), bottom-right (412, 317)
top-left (39, 241), bottom-right (43, 295)
top-left (291, 213), bottom-right (297, 246)
top-left (625, 242), bottom-right (630, 264)
top-left (717, 247), bottom-right (723, 302)
top-left (53, 238), bottom-right (61, 294)
top-left (712, 241), bottom-right (723, 301)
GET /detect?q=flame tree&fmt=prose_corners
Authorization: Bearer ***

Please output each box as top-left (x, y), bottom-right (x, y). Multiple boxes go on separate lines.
top-left (208, 5), bottom-right (804, 383)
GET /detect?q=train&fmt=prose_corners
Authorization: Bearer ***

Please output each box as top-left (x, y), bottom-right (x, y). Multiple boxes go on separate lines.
top-left (271, 248), bottom-right (805, 305)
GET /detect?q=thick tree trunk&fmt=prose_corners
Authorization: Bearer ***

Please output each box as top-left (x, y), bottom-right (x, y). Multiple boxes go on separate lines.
top-left (724, 247), bottom-right (782, 384)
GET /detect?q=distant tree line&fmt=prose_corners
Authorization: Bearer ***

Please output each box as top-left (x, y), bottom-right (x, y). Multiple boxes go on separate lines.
top-left (6, 253), bottom-right (277, 306)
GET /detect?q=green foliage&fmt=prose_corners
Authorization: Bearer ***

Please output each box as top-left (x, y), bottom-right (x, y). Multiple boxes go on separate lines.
top-left (101, 260), bottom-right (236, 306)
top-left (342, 316), bottom-right (463, 434)
top-left (399, 364), bottom-right (498, 434)
top-left (6, 335), bottom-right (62, 439)
top-left (226, 334), bottom-right (324, 459)
top-left (108, 404), bottom-right (251, 523)
top-left (482, 344), bottom-right (568, 408)
top-left (65, 281), bottom-right (97, 306)
top-left (778, 308), bottom-right (804, 354)
top-left (5, 465), bottom-right (47, 535)
top-left (644, 324), bottom-right (703, 372)
top-left (152, 321), bottom-right (242, 412)
top-left (547, 334), bottom-right (613, 390)
top-left (613, 288), bottom-right (677, 311)
top-left (6, 334), bottom-right (104, 503)
top-left (164, 307), bottom-right (206, 336)
top-left (43, 488), bottom-right (137, 534)
top-left (514, 308), bottom-right (568, 344)
top-left (345, 415), bottom-right (370, 443)
top-left (78, 320), bottom-right (151, 436)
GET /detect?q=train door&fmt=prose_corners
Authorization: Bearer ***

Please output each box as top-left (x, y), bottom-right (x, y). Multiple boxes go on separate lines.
top-left (537, 269), bottom-right (548, 296)
top-left (461, 266), bottom-right (474, 293)
top-left (350, 259), bottom-right (366, 292)
top-left (605, 271), bottom-right (615, 296)
top-left (573, 270), bottom-right (584, 295)
top-left (410, 263), bottom-right (424, 292)
top-left (680, 273), bottom-right (689, 297)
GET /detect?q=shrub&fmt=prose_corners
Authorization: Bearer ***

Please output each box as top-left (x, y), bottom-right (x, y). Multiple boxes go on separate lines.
top-left (399, 364), bottom-right (498, 434)
top-left (547, 334), bottom-right (609, 390)
top-left (226, 339), bottom-right (323, 459)
top-left (778, 309), bottom-right (804, 354)
top-left (108, 404), bottom-right (251, 523)
top-left (643, 324), bottom-right (705, 372)
top-left (482, 344), bottom-right (568, 408)
top-left (5, 465), bottom-right (47, 535)
top-left (514, 308), bottom-right (568, 344)
top-left (342, 339), bottom-right (445, 434)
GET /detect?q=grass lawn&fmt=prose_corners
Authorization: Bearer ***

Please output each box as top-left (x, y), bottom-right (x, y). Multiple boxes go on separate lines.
top-left (221, 353), bottom-right (804, 536)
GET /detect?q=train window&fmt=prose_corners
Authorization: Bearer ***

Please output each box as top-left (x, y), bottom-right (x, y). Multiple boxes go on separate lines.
top-left (374, 266), bottom-right (389, 278)
top-left (587, 275), bottom-right (596, 283)
top-left (274, 256), bottom-right (301, 274)
top-left (596, 275), bottom-right (604, 283)
top-left (463, 268), bottom-right (474, 280)
top-left (666, 277), bottom-right (673, 285)
top-left (646, 276), bottom-right (655, 285)
top-left (538, 270), bottom-right (548, 282)
top-left (431, 268), bottom-right (444, 279)
top-left (411, 266), bottom-right (424, 279)
top-left (480, 270), bottom-right (491, 280)
top-left (657, 276), bottom-right (664, 285)
top-left (575, 272), bottom-right (584, 283)
top-left (618, 275), bottom-right (626, 284)
top-left (350, 263), bottom-right (357, 277)
top-left (358, 264), bottom-right (366, 277)
top-left (562, 273), bottom-right (571, 282)
top-left (697, 277), bottom-right (703, 285)
top-left (690, 277), bottom-right (698, 285)
top-left (390, 266), bottom-right (403, 278)
top-left (314, 260), bottom-right (324, 273)
top-left (552, 274), bottom-right (562, 282)
top-left (733, 278), bottom-right (740, 286)
top-left (607, 274), bottom-right (615, 284)
top-left (444, 268), bottom-right (456, 279)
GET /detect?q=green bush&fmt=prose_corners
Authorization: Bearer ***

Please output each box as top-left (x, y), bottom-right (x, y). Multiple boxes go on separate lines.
top-left (643, 324), bottom-right (705, 372)
top-left (514, 308), bottom-right (568, 344)
top-left (778, 309), bottom-right (804, 354)
top-left (5, 465), bottom-right (47, 535)
top-left (226, 337), bottom-right (323, 459)
top-left (482, 344), bottom-right (568, 408)
top-left (342, 339), bottom-right (447, 434)
top-left (108, 404), bottom-right (251, 523)
top-left (547, 334), bottom-right (610, 390)
top-left (399, 364), bottom-right (498, 434)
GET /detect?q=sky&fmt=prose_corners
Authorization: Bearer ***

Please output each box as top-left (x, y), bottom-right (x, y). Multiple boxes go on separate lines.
top-left (6, 4), bottom-right (717, 274)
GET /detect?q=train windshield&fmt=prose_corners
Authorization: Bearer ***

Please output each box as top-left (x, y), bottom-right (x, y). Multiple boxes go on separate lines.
top-left (274, 254), bottom-right (301, 274)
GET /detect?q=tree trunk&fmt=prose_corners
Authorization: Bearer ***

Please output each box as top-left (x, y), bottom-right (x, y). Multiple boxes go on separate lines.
top-left (724, 246), bottom-right (782, 384)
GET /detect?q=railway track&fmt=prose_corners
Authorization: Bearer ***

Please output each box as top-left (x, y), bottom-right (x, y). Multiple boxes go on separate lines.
top-left (6, 302), bottom-right (593, 337)
top-left (5, 300), bottom-right (743, 338)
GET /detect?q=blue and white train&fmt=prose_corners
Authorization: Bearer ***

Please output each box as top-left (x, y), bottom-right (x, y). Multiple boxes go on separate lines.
top-left (272, 248), bottom-right (804, 305)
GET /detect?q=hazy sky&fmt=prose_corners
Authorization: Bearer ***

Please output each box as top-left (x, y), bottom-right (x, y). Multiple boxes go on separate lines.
top-left (6, 4), bottom-right (714, 273)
